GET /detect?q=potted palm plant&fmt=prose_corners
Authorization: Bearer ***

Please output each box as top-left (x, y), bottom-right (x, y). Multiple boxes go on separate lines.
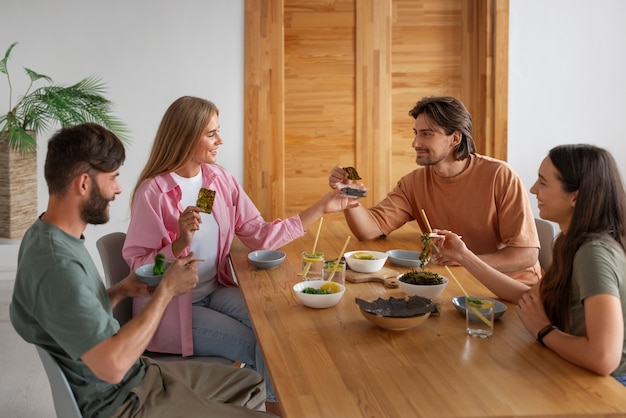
top-left (0, 42), bottom-right (130, 239)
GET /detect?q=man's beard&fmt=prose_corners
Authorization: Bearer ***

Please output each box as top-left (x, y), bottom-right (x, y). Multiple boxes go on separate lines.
top-left (416, 153), bottom-right (444, 167)
top-left (80, 182), bottom-right (111, 225)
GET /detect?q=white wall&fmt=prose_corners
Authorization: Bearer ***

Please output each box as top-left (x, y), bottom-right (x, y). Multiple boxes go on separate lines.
top-left (2, 0), bottom-right (626, 275)
top-left (508, 0), bottom-right (626, 222)
top-left (0, 0), bottom-right (244, 274)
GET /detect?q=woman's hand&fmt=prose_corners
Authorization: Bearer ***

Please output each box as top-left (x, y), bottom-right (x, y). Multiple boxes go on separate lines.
top-left (515, 292), bottom-right (551, 337)
top-left (175, 206), bottom-right (203, 253)
top-left (322, 188), bottom-right (361, 213)
top-left (430, 229), bottom-right (466, 266)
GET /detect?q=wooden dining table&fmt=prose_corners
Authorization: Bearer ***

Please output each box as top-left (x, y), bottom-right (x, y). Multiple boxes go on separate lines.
top-left (230, 214), bottom-right (626, 417)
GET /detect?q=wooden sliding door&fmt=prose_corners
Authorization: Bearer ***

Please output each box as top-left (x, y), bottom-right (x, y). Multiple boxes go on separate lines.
top-left (244, 0), bottom-right (508, 220)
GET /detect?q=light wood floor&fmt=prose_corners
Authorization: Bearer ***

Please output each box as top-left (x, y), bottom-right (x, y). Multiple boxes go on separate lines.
top-left (0, 279), bottom-right (56, 417)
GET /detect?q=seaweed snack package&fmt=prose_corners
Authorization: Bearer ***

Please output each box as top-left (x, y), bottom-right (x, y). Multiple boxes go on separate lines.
top-left (339, 166), bottom-right (367, 198)
top-left (196, 188), bottom-right (216, 214)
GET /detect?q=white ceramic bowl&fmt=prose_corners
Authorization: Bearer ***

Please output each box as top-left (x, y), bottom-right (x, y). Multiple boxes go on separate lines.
top-left (397, 273), bottom-right (448, 298)
top-left (344, 250), bottom-right (388, 273)
top-left (248, 250), bottom-right (286, 269)
top-left (293, 280), bottom-right (346, 309)
top-left (135, 262), bottom-right (171, 286)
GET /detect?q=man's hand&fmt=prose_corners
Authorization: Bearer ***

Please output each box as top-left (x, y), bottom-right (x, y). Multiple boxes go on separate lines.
top-left (329, 166), bottom-right (349, 189)
top-left (158, 252), bottom-right (199, 297)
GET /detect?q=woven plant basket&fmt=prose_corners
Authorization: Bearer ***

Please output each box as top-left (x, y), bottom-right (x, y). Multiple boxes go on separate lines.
top-left (0, 133), bottom-right (38, 239)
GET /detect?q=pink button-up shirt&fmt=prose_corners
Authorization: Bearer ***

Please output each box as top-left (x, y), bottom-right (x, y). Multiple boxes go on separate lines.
top-left (123, 164), bottom-right (305, 356)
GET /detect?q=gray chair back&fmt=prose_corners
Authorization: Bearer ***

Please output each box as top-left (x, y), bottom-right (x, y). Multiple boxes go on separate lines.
top-left (535, 218), bottom-right (555, 270)
top-left (96, 232), bottom-right (132, 325)
top-left (35, 346), bottom-right (82, 418)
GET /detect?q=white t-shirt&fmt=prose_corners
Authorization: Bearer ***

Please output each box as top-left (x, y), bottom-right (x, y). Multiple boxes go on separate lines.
top-left (171, 171), bottom-right (219, 302)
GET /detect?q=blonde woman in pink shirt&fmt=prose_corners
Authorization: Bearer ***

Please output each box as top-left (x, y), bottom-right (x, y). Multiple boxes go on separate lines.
top-left (123, 96), bottom-right (358, 415)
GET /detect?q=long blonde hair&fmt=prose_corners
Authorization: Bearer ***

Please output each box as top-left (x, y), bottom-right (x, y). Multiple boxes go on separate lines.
top-left (131, 96), bottom-right (219, 202)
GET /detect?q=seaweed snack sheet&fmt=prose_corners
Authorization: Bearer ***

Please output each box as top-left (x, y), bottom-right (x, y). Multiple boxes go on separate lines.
top-left (196, 188), bottom-right (216, 214)
top-left (343, 166), bottom-right (362, 180)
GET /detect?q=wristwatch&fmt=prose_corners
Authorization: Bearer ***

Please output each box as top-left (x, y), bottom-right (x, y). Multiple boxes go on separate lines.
top-left (537, 324), bottom-right (558, 346)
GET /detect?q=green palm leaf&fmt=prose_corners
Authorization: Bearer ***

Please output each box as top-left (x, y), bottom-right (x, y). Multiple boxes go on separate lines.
top-left (2, 42), bottom-right (131, 153)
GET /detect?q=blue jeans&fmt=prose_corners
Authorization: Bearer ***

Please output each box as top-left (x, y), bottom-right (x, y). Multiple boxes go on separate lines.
top-left (614, 374), bottom-right (626, 387)
top-left (191, 286), bottom-right (276, 402)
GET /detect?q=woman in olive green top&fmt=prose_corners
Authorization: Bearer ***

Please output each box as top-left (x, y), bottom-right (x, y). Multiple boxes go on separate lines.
top-left (435, 144), bottom-right (626, 382)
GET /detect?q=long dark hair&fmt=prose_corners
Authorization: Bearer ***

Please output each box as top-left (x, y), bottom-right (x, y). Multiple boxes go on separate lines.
top-left (540, 144), bottom-right (626, 330)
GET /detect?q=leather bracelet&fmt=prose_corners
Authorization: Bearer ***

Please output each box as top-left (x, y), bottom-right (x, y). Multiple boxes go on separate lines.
top-left (537, 324), bottom-right (558, 346)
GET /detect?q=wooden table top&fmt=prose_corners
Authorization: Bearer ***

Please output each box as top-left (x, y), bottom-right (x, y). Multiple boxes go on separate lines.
top-left (230, 214), bottom-right (626, 417)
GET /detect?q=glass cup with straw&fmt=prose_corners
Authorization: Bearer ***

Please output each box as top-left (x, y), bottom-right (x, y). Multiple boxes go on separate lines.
top-left (301, 218), bottom-right (324, 280)
top-left (420, 209), bottom-right (494, 334)
top-left (324, 236), bottom-right (351, 285)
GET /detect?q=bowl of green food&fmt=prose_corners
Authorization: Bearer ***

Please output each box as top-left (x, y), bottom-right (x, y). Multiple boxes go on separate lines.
top-left (398, 270), bottom-right (448, 298)
top-left (293, 280), bottom-right (346, 309)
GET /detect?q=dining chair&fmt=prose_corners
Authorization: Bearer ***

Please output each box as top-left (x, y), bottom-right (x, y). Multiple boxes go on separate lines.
top-left (96, 232), bottom-right (232, 365)
top-left (35, 346), bottom-right (82, 418)
top-left (535, 218), bottom-right (555, 270)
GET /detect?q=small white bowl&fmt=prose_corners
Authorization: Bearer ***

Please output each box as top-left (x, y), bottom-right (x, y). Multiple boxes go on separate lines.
top-left (293, 280), bottom-right (346, 309)
top-left (248, 250), bottom-right (286, 269)
top-left (135, 262), bottom-right (171, 286)
top-left (397, 273), bottom-right (448, 298)
top-left (344, 250), bottom-right (388, 273)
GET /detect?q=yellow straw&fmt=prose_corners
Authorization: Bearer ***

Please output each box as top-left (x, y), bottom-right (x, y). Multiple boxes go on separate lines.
top-left (420, 209), bottom-right (493, 328)
top-left (327, 236), bottom-right (351, 282)
top-left (312, 217), bottom-right (323, 253)
top-left (302, 217), bottom-right (324, 278)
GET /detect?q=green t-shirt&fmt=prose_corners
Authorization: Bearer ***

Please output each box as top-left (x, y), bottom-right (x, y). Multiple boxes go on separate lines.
top-left (10, 220), bottom-right (145, 417)
top-left (571, 235), bottom-right (626, 375)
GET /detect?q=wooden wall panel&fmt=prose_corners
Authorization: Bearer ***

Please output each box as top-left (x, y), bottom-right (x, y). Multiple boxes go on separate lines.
top-left (355, 1), bottom-right (393, 207)
top-left (244, 0), bottom-right (508, 220)
top-left (283, 0), bottom-right (356, 215)
top-left (244, 0), bottom-right (285, 219)
top-left (390, 0), bottom-right (464, 188)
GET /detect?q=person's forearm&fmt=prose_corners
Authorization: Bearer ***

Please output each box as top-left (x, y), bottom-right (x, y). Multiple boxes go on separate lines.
top-left (83, 286), bottom-right (175, 383)
top-left (299, 200), bottom-right (327, 229)
top-left (477, 246), bottom-right (539, 273)
top-left (107, 281), bottom-right (127, 308)
top-left (344, 206), bottom-right (384, 241)
top-left (458, 250), bottom-right (530, 303)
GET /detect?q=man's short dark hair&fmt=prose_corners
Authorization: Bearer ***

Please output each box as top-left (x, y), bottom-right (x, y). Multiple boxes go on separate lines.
top-left (44, 123), bottom-right (126, 195)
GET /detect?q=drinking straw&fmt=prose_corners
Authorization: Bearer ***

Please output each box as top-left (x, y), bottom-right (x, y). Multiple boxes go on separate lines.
top-left (302, 217), bottom-right (324, 278)
top-left (326, 235), bottom-right (351, 282)
top-left (420, 209), bottom-right (493, 328)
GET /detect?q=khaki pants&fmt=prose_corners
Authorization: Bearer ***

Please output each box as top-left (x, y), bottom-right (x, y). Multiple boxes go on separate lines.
top-left (112, 357), bottom-right (275, 417)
